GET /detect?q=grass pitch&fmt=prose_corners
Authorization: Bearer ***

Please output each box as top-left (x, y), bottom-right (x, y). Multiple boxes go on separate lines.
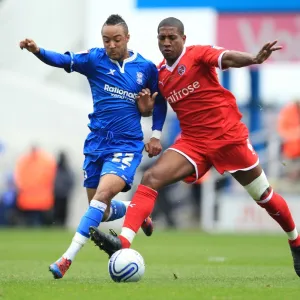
top-left (0, 229), bottom-right (299, 300)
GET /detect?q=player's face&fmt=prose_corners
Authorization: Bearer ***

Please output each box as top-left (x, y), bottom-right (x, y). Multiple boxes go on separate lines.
top-left (158, 27), bottom-right (186, 65)
top-left (102, 25), bottom-right (130, 61)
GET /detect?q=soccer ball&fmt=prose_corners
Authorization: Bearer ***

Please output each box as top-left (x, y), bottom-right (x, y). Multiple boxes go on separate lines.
top-left (108, 248), bottom-right (145, 282)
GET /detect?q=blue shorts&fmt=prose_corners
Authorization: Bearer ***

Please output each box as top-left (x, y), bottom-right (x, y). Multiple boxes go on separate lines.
top-left (82, 131), bottom-right (144, 192)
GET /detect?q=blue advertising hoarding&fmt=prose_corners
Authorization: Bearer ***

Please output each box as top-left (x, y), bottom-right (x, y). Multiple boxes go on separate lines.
top-left (136, 0), bottom-right (300, 13)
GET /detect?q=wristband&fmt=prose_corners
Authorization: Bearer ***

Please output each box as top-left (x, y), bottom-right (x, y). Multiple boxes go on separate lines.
top-left (151, 130), bottom-right (162, 140)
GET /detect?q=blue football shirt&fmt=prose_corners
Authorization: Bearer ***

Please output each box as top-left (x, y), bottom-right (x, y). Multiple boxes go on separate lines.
top-left (64, 48), bottom-right (159, 141)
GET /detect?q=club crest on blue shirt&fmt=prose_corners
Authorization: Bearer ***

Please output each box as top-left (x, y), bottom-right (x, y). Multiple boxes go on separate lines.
top-left (178, 65), bottom-right (186, 76)
top-left (136, 72), bottom-right (144, 85)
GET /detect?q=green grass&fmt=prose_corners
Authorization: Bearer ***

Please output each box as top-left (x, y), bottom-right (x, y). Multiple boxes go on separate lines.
top-left (0, 229), bottom-right (299, 300)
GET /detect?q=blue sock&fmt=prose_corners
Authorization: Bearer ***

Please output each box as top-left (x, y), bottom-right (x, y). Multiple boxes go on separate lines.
top-left (76, 200), bottom-right (107, 238)
top-left (105, 200), bottom-right (127, 222)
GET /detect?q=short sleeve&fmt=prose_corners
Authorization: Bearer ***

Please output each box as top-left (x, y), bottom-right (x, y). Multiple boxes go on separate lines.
top-left (64, 48), bottom-right (103, 75)
top-left (194, 45), bottom-right (228, 69)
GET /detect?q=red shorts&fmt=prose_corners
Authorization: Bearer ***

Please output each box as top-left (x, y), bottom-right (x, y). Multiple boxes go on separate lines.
top-left (169, 123), bottom-right (259, 184)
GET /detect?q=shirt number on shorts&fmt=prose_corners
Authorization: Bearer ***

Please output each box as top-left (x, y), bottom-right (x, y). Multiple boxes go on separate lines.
top-left (112, 153), bottom-right (134, 169)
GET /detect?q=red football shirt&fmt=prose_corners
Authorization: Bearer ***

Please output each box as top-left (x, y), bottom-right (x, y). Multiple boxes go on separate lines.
top-left (158, 45), bottom-right (244, 141)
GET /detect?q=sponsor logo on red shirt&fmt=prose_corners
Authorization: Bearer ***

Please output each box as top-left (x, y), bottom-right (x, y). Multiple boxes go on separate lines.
top-left (166, 81), bottom-right (200, 104)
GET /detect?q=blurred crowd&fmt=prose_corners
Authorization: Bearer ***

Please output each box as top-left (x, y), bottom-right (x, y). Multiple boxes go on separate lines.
top-left (277, 100), bottom-right (300, 182)
top-left (0, 99), bottom-right (299, 229)
top-left (0, 146), bottom-right (74, 227)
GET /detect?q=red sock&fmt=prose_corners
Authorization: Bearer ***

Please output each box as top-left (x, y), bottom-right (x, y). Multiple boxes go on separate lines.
top-left (119, 236), bottom-right (131, 248)
top-left (289, 236), bottom-right (300, 248)
top-left (120, 184), bottom-right (157, 248)
top-left (257, 189), bottom-right (296, 233)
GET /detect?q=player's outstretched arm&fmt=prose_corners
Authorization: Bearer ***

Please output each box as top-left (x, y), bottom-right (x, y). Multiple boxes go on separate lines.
top-left (19, 38), bottom-right (71, 69)
top-left (222, 40), bottom-right (282, 69)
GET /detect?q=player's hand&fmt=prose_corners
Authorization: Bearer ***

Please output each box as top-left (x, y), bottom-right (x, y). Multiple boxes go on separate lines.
top-left (19, 38), bottom-right (40, 54)
top-left (254, 41), bottom-right (282, 64)
top-left (136, 88), bottom-right (158, 117)
top-left (145, 137), bottom-right (162, 158)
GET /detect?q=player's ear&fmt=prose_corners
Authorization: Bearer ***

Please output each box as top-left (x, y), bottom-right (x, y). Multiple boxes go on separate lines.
top-left (126, 34), bottom-right (130, 43)
top-left (182, 35), bottom-right (187, 43)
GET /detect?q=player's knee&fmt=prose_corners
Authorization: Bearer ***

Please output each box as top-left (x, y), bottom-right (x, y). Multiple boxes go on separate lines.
top-left (141, 169), bottom-right (160, 190)
top-left (243, 171), bottom-right (270, 201)
top-left (93, 190), bottom-right (114, 205)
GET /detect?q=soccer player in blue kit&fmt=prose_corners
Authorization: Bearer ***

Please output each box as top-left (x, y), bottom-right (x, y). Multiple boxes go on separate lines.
top-left (19, 14), bottom-right (167, 279)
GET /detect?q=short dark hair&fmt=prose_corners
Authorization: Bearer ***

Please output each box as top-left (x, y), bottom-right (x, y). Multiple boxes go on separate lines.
top-left (158, 17), bottom-right (184, 35)
top-left (103, 14), bottom-right (128, 35)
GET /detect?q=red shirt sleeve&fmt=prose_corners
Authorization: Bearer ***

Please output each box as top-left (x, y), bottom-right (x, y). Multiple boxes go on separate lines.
top-left (194, 45), bottom-right (228, 69)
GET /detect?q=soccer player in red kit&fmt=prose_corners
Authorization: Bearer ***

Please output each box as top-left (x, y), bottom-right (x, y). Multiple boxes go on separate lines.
top-left (90, 17), bottom-right (300, 277)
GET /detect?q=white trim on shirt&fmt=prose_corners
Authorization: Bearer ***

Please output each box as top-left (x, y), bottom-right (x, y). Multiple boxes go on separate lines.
top-left (165, 47), bottom-right (187, 72)
top-left (218, 50), bottom-right (229, 70)
top-left (109, 50), bottom-right (137, 73)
